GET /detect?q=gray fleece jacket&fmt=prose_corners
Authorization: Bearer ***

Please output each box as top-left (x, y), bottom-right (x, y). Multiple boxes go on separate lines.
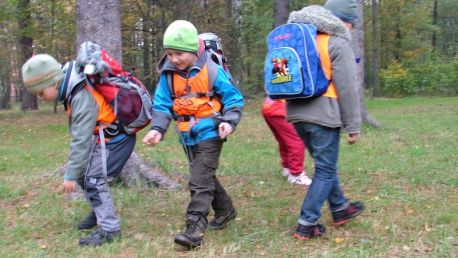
top-left (286, 5), bottom-right (361, 133)
top-left (58, 61), bottom-right (100, 180)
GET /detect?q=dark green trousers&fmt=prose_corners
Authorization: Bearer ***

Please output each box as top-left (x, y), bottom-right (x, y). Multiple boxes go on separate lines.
top-left (185, 139), bottom-right (234, 218)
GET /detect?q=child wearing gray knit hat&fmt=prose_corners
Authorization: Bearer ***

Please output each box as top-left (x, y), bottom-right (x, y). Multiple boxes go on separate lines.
top-left (22, 54), bottom-right (63, 96)
top-left (324, 0), bottom-right (358, 26)
top-left (21, 53), bottom-right (136, 247)
top-left (285, 0), bottom-right (364, 242)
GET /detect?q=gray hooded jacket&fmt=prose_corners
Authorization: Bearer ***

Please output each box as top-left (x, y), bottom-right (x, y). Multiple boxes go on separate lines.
top-left (58, 61), bottom-right (99, 180)
top-left (286, 5), bottom-right (361, 133)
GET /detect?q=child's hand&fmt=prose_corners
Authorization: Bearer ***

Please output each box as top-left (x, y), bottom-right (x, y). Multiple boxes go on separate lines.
top-left (142, 129), bottom-right (162, 147)
top-left (347, 133), bottom-right (359, 145)
top-left (218, 122), bottom-right (233, 139)
top-left (63, 180), bottom-right (77, 193)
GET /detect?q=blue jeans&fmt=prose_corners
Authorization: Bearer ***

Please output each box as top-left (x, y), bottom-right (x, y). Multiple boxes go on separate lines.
top-left (293, 122), bottom-right (348, 225)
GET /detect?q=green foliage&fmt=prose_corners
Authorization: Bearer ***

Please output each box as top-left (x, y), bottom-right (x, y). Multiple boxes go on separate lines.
top-left (380, 62), bottom-right (415, 96)
top-left (31, 0), bottom-right (76, 59)
top-left (380, 57), bottom-right (458, 96)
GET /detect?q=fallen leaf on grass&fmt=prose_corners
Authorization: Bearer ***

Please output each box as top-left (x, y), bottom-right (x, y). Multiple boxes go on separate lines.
top-left (335, 237), bottom-right (344, 243)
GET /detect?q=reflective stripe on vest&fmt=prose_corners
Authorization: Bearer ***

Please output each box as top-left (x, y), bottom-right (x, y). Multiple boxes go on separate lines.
top-left (316, 34), bottom-right (338, 99)
top-left (172, 64), bottom-right (222, 132)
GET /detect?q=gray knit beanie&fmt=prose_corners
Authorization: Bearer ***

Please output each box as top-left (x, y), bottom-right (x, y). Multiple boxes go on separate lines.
top-left (22, 54), bottom-right (63, 94)
top-left (324, 0), bottom-right (358, 26)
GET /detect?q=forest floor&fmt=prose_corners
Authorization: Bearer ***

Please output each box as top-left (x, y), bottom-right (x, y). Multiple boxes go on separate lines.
top-left (0, 97), bottom-right (457, 257)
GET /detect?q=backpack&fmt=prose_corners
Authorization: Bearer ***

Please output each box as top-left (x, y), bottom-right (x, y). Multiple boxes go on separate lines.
top-left (198, 32), bottom-right (237, 87)
top-left (74, 41), bottom-right (153, 135)
top-left (264, 23), bottom-right (329, 99)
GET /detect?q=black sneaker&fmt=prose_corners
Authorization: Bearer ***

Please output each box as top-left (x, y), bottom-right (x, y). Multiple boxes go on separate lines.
top-left (293, 223), bottom-right (326, 241)
top-left (77, 211), bottom-right (97, 230)
top-left (174, 215), bottom-right (207, 249)
top-left (79, 228), bottom-right (120, 246)
top-left (208, 208), bottom-right (237, 230)
top-left (332, 201), bottom-right (364, 226)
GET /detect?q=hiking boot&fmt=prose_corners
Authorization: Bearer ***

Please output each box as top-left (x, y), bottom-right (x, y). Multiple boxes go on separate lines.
top-left (293, 223), bottom-right (326, 241)
top-left (77, 211), bottom-right (97, 230)
top-left (288, 172), bottom-right (312, 185)
top-left (332, 201), bottom-right (364, 226)
top-left (208, 208), bottom-right (237, 230)
top-left (174, 214), bottom-right (207, 249)
top-left (79, 228), bottom-right (120, 246)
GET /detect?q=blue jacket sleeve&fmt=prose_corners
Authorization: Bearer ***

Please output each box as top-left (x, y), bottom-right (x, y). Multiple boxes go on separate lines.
top-left (212, 67), bottom-right (244, 130)
top-left (150, 73), bottom-right (174, 135)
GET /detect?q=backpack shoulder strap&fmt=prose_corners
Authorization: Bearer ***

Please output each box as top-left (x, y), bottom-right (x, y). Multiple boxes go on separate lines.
top-left (63, 80), bottom-right (86, 111)
top-left (166, 72), bottom-right (175, 98)
top-left (206, 57), bottom-right (218, 92)
top-left (206, 49), bottom-right (237, 88)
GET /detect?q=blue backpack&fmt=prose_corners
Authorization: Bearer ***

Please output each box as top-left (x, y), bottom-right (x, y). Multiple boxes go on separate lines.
top-left (264, 23), bottom-right (329, 99)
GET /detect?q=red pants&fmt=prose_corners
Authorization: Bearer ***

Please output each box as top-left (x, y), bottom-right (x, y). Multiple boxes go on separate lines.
top-left (263, 115), bottom-right (305, 174)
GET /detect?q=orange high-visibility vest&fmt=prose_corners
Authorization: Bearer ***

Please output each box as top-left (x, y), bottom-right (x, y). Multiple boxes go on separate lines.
top-left (172, 64), bottom-right (222, 132)
top-left (66, 85), bottom-right (117, 133)
top-left (316, 34), bottom-right (338, 99)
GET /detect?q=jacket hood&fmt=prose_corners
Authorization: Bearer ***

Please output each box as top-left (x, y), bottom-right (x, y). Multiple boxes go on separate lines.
top-left (288, 5), bottom-right (351, 41)
top-left (58, 61), bottom-right (85, 102)
top-left (157, 39), bottom-right (207, 75)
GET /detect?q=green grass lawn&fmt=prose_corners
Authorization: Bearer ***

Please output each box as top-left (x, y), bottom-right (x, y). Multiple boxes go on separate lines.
top-left (0, 97), bottom-right (457, 257)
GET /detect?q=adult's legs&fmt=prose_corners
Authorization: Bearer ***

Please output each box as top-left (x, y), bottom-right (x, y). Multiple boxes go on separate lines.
top-left (293, 122), bottom-right (346, 225)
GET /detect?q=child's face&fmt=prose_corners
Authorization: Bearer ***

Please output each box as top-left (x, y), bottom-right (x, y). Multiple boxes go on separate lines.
top-left (37, 82), bottom-right (59, 102)
top-left (166, 49), bottom-right (197, 71)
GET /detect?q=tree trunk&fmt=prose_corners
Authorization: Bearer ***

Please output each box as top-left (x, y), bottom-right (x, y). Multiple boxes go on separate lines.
top-left (274, 0), bottom-right (289, 28)
top-left (76, 0), bottom-right (179, 189)
top-left (351, 0), bottom-right (382, 128)
top-left (57, 152), bottom-right (181, 190)
top-left (0, 28), bottom-right (12, 109)
top-left (371, 0), bottom-right (381, 97)
top-left (51, 0), bottom-right (58, 114)
top-left (431, 0), bottom-right (437, 50)
top-left (76, 0), bottom-right (122, 62)
top-left (0, 74), bottom-right (11, 110)
top-left (224, 0), bottom-right (243, 88)
top-left (17, 0), bottom-right (38, 110)
top-left (142, 0), bottom-right (153, 93)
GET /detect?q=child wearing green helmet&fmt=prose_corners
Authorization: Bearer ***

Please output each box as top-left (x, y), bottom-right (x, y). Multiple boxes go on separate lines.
top-left (143, 20), bottom-right (244, 249)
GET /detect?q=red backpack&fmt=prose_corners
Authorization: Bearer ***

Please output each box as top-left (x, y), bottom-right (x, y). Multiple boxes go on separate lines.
top-left (75, 41), bottom-right (153, 135)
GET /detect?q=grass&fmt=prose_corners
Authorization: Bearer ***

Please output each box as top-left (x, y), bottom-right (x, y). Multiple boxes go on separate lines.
top-left (0, 97), bottom-right (457, 257)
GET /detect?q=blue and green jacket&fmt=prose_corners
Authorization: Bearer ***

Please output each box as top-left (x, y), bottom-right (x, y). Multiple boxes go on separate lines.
top-left (150, 51), bottom-right (244, 146)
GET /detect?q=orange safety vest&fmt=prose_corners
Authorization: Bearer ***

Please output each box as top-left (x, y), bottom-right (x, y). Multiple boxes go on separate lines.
top-left (316, 34), bottom-right (338, 99)
top-left (172, 64), bottom-right (222, 132)
top-left (66, 85), bottom-right (117, 134)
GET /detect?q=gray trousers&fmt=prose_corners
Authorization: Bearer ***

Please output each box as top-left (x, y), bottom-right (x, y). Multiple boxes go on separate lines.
top-left (186, 139), bottom-right (234, 218)
top-left (77, 134), bottom-right (136, 232)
